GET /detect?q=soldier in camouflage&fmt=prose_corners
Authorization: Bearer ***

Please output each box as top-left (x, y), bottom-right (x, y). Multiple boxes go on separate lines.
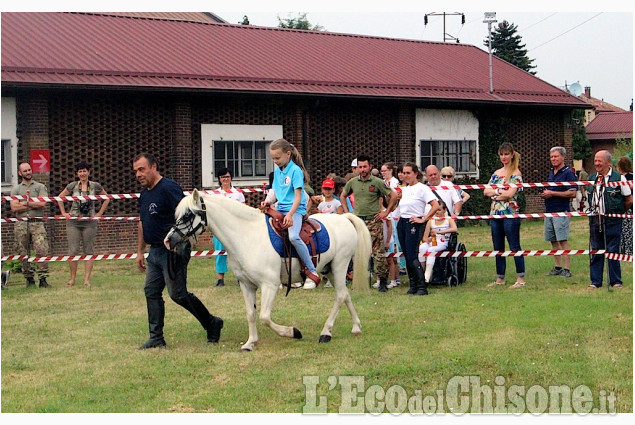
top-left (342, 155), bottom-right (398, 292)
top-left (10, 162), bottom-right (51, 288)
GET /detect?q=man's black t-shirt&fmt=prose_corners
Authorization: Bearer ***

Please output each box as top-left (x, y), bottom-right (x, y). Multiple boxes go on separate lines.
top-left (139, 177), bottom-right (184, 245)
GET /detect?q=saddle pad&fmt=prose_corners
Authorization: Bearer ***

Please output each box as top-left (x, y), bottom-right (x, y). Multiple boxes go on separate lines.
top-left (265, 216), bottom-right (330, 258)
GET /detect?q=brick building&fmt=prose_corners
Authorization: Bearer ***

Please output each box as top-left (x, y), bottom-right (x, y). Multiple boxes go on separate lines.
top-left (1, 13), bottom-right (590, 255)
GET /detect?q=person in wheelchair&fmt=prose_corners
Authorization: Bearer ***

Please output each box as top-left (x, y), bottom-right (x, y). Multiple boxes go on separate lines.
top-left (418, 201), bottom-right (457, 286)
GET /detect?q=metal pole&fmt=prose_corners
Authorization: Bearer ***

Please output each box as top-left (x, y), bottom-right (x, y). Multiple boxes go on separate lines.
top-left (488, 22), bottom-right (494, 93)
top-left (443, 12), bottom-right (446, 42)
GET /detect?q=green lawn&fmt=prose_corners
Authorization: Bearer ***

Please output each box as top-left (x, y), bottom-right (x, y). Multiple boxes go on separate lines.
top-left (1, 219), bottom-right (632, 413)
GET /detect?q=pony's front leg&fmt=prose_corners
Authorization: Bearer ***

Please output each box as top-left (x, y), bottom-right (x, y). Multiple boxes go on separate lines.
top-left (259, 282), bottom-right (303, 340)
top-left (239, 282), bottom-right (259, 351)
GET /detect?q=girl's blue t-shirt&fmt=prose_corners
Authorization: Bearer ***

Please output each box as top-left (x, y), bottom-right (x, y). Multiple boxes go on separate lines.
top-left (273, 159), bottom-right (307, 215)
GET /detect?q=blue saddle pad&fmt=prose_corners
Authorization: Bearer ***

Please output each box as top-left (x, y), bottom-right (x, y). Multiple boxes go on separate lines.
top-left (266, 216), bottom-right (330, 258)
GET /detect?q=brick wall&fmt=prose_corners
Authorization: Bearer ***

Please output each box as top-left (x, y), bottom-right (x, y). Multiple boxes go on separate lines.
top-left (1, 91), bottom-right (574, 257)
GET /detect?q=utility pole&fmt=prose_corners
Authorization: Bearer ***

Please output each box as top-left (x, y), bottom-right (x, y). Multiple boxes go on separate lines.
top-left (424, 12), bottom-right (465, 43)
top-left (483, 12), bottom-right (497, 94)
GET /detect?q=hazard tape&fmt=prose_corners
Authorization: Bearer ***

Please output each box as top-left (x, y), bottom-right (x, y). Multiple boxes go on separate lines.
top-left (0, 188), bottom-right (267, 202)
top-left (2, 180), bottom-right (631, 203)
top-left (384, 212), bottom-right (633, 221)
top-left (427, 180), bottom-right (632, 190)
top-left (3, 211), bottom-right (632, 223)
top-left (452, 212), bottom-right (633, 220)
top-left (2, 249), bottom-right (632, 263)
top-left (1, 216), bottom-right (140, 223)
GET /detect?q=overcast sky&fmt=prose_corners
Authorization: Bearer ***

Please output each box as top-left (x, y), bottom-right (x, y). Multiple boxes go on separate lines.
top-left (7, 1), bottom-right (634, 110)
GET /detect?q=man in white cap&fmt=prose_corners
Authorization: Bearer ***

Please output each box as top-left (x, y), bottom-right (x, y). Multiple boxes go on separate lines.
top-left (351, 158), bottom-right (358, 175)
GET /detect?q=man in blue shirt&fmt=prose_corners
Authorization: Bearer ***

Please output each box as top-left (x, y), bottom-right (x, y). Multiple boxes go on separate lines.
top-left (539, 147), bottom-right (577, 278)
top-left (134, 153), bottom-right (223, 349)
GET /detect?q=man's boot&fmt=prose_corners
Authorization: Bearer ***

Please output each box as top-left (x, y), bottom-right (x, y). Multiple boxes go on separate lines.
top-left (25, 276), bottom-right (36, 288)
top-left (39, 277), bottom-right (51, 288)
top-left (378, 277), bottom-right (388, 293)
top-left (173, 293), bottom-right (223, 343)
top-left (139, 297), bottom-right (166, 349)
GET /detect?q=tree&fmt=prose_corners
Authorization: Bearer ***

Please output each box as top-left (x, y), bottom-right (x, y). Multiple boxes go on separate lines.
top-left (240, 15), bottom-right (250, 25)
top-left (571, 109), bottom-right (592, 161)
top-left (485, 21), bottom-right (536, 74)
top-left (277, 13), bottom-right (324, 31)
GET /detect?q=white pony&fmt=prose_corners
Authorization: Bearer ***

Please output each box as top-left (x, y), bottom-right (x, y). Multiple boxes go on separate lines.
top-left (165, 189), bottom-right (372, 351)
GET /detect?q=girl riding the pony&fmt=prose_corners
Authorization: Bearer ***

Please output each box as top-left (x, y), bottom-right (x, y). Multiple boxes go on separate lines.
top-left (262, 139), bottom-right (321, 289)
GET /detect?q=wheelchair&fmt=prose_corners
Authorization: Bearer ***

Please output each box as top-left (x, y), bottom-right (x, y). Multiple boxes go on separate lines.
top-left (427, 232), bottom-right (467, 287)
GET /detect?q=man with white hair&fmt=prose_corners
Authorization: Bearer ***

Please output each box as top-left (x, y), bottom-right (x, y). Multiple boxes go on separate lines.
top-left (587, 150), bottom-right (632, 289)
top-left (539, 147), bottom-right (577, 278)
top-left (424, 165), bottom-right (462, 216)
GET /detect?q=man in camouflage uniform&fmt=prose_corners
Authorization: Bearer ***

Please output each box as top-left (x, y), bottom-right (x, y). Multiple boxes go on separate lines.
top-left (10, 162), bottom-right (51, 288)
top-left (342, 155), bottom-right (398, 292)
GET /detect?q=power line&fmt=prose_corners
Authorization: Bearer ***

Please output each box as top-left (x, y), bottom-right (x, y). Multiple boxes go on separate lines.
top-left (520, 12), bottom-right (558, 32)
top-left (529, 12), bottom-right (603, 51)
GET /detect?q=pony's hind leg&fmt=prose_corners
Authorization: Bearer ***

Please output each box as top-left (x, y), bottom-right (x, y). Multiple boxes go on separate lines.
top-left (344, 291), bottom-right (362, 336)
top-left (239, 281), bottom-right (259, 351)
top-left (259, 282), bottom-right (302, 340)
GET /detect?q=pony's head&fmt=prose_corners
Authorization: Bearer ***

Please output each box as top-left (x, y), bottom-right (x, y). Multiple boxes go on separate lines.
top-left (165, 189), bottom-right (208, 256)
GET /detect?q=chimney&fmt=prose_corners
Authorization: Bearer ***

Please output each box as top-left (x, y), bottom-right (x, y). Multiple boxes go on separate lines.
top-left (584, 86), bottom-right (591, 98)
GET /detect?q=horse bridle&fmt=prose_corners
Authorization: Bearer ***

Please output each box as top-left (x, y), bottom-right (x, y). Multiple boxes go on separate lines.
top-left (172, 196), bottom-right (209, 242)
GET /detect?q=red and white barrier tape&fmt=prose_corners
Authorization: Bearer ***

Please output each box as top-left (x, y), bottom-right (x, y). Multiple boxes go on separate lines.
top-left (3, 180), bottom-right (632, 203)
top-left (3, 211), bottom-right (632, 223)
top-left (0, 188), bottom-right (267, 202)
top-left (1, 216), bottom-right (140, 222)
top-left (452, 212), bottom-right (633, 220)
top-left (2, 249), bottom-right (632, 263)
top-left (428, 180), bottom-right (631, 190)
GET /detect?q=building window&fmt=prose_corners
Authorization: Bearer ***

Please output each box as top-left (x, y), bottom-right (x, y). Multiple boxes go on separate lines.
top-left (420, 140), bottom-right (477, 176)
top-left (214, 140), bottom-right (270, 179)
top-left (1, 139), bottom-right (12, 184)
top-left (201, 124), bottom-right (283, 187)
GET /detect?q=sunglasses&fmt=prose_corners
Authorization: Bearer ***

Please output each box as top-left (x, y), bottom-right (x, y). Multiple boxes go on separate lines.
top-left (441, 175), bottom-right (454, 178)
top-left (219, 175), bottom-right (231, 179)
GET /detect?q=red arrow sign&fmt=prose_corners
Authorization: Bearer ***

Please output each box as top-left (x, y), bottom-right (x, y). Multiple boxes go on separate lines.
top-left (30, 150), bottom-right (50, 173)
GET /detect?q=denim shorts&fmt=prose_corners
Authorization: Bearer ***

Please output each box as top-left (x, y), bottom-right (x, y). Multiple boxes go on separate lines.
top-left (544, 216), bottom-right (570, 242)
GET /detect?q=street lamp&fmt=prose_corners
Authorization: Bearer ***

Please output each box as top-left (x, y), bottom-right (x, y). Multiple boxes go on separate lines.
top-left (484, 12), bottom-right (497, 93)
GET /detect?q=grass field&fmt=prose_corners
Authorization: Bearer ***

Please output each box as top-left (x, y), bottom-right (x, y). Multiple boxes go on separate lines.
top-left (1, 219), bottom-right (632, 413)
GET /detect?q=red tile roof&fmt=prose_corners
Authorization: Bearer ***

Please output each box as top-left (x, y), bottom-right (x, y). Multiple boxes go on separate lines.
top-left (1, 12), bottom-right (588, 107)
top-left (579, 94), bottom-right (625, 113)
top-left (585, 111), bottom-right (633, 140)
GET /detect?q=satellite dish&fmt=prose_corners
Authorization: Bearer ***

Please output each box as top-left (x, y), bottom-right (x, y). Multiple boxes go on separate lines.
top-left (569, 82), bottom-right (583, 96)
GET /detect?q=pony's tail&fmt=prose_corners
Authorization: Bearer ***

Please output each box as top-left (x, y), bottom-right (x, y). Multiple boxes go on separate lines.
top-left (344, 213), bottom-right (372, 291)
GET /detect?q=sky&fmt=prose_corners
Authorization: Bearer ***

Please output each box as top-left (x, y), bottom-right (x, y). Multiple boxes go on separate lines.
top-left (5, 1), bottom-right (634, 110)
top-left (215, 5), bottom-right (633, 110)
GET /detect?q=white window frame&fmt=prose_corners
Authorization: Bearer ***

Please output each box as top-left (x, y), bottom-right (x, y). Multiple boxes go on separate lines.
top-left (1, 97), bottom-right (18, 194)
top-left (201, 124), bottom-right (283, 188)
top-left (415, 109), bottom-right (479, 178)
top-left (419, 139), bottom-right (478, 176)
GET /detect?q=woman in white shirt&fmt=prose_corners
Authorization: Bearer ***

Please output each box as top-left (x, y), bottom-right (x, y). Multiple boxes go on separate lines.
top-left (213, 168), bottom-right (246, 286)
top-left (397, 163), bottom-right (439, 295)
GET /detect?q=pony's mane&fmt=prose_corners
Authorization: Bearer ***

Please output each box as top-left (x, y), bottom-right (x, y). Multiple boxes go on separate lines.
top-left (174, 194), bottom-right (197, 219)
top-left (174, 191), bottom-right (261, 220)
top-left (202, 192), bottom-right (261, 219)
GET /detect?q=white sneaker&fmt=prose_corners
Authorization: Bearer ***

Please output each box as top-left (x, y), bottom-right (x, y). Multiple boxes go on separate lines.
top-left (303, 279), bottom-right (316, 290)
top-left (372, 281), bottom-right (380, 289)
top-left (324, 281), bottom-right (333, 287)
top-left (387, 280), bottom-right (397, 289)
